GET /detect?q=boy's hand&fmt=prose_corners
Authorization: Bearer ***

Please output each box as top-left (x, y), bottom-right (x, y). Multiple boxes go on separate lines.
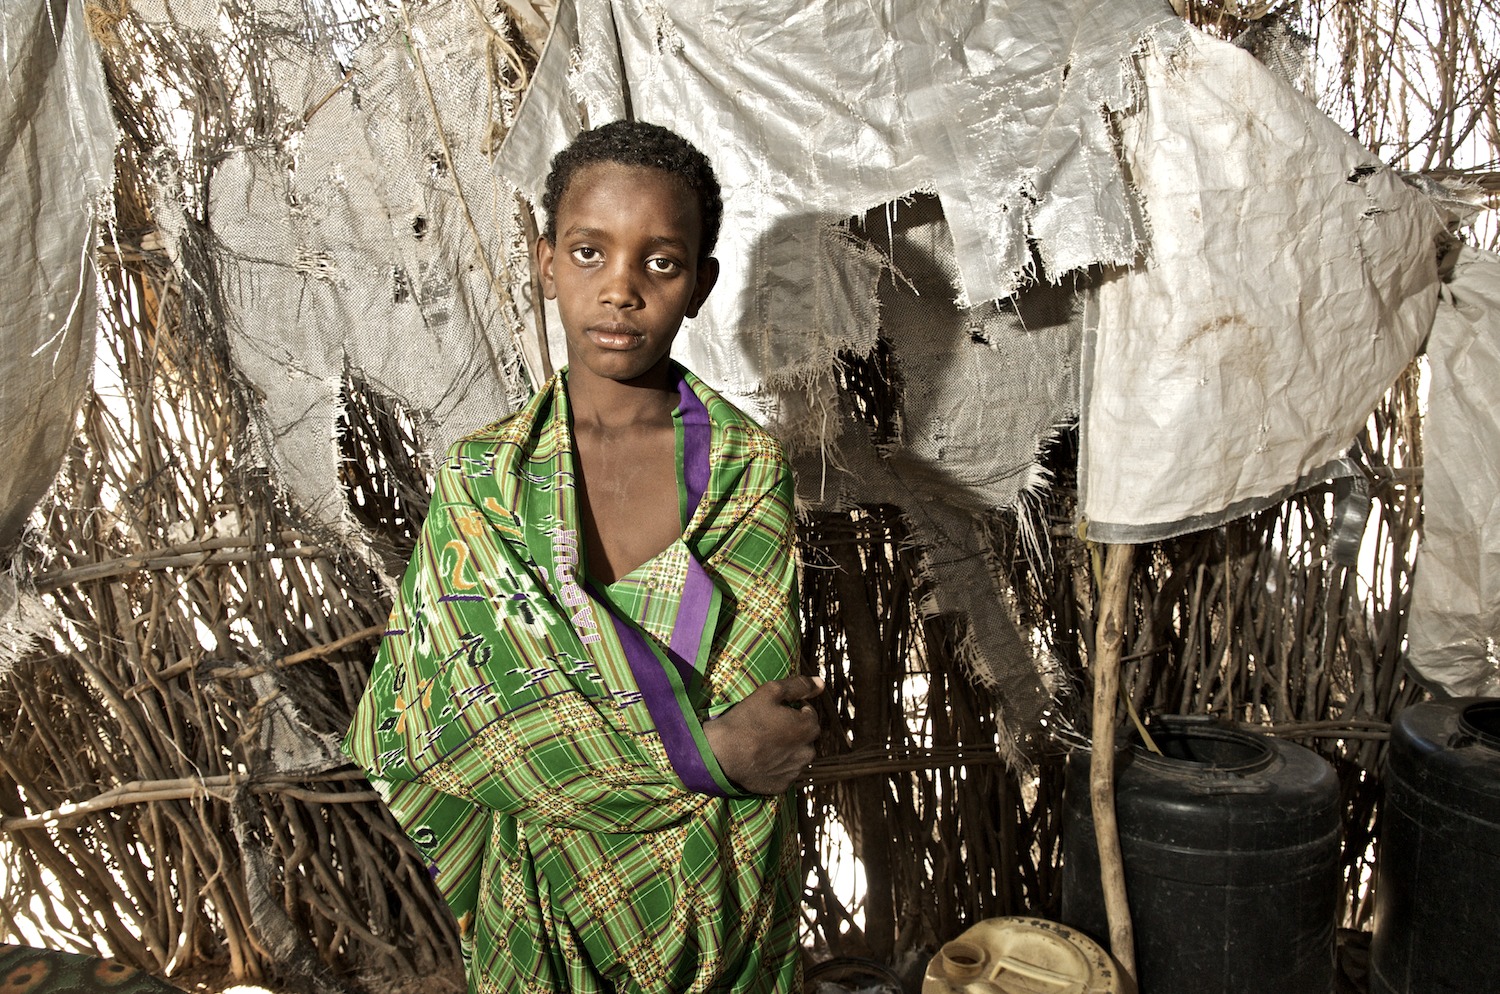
top-left (704, 676), bottom-right (824, 795)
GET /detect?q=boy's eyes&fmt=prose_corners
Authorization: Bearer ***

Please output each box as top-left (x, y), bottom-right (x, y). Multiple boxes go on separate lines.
top-left (566, 246), bottom-right (682, 275)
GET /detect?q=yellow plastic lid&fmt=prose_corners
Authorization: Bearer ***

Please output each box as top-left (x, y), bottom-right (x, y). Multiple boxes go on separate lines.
top-left (921, 916), bottom-right (1133, 994)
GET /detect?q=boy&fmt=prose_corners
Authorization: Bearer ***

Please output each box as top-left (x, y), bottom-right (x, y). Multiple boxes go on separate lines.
top-left (346, 120), bottom-right (821, 993)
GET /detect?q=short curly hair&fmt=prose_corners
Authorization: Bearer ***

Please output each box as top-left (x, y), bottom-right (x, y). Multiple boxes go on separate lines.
top-left (540, 119), bottom-right (723, 260)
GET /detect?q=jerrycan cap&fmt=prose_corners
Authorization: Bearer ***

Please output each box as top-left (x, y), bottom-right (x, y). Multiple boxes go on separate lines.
top-left (922, 916), bottom-right (1134, 994)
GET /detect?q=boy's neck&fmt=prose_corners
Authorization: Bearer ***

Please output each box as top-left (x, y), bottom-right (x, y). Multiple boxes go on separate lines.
top-left (567, 366), bottom-right (678, 432)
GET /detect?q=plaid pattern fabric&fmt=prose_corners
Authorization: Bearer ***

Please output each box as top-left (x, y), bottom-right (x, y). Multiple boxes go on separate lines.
top-left (345, 365), bottom-right (801, 993)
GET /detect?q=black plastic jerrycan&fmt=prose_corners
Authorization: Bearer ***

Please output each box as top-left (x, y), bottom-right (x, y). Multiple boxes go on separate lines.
top-left (1371, 696), bottom-right (1500, 994)
top-left (1061, 716), bottom-right (1341, 994)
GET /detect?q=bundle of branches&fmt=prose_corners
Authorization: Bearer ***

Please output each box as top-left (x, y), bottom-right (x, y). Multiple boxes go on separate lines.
top-left (795, 505), bottom-right (1065, 968)
top-left (2, 168), bottom-right (459, 989)
top-left (0, 3), bottom-right (463, 987)
top-left (1, 243), bottom-right (460, 991)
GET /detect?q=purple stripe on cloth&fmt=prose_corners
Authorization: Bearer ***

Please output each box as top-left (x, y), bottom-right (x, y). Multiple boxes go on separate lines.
top-left (670, 370), bottom-right (715, 675)
top-left (676, 372), bottom-right (711, 518)
top-left (578, 371), bottom-right (725, 796)
top-left (670, 554), bottom-right (715, 673)
top-left (603, 597), bottom-right (724, 796)
top-left (662, 646), bottom-right (697, 688)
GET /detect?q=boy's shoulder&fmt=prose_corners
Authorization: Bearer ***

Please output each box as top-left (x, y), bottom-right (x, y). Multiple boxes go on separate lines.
top-left (684, 367), bottom-right (788, 467)
top-left (449, 376), bottom-right (559, 456)
top-left (435, 368), bottom-right (790, 475)
top-left (454, 409), bottom-right (534, 451)
top-left (430, 383), bottom-right (558, 499)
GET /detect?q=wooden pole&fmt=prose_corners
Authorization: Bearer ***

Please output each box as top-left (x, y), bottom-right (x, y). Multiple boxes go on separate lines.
top-left (829, 541), bottom-right (897, 964)
top-left (1091, 541), bottom-right (1137, 981)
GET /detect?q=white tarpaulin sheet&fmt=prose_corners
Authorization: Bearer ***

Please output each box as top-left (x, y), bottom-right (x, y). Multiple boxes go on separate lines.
top-left (0, 0), bottom-right (115, 674)
top-left (1406, 246), bottom-right (1500, 697)
top-left (489, 0), bottom-right (1463, 741)
top-left (1080, 31), bottom-right (1445, 541)
top-left (143, 0), bottom-right (533, 537)
top-left (501, 2), bottom-right (1446, 546)
top-left (0, 0), bottom-right (115, 552)
top-left (497, 0), bottom-right (1183, 406)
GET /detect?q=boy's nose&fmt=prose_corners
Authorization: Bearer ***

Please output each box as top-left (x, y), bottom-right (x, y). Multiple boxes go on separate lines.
top-left (599, 263), bottom-right (643, 308)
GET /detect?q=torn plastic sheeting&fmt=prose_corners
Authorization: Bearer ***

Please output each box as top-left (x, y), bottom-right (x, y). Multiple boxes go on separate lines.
top-left (1406, 245), bottom-right (1500, 698)
top-left (191, 0), bottom-right (529, 537)
top-left (495, 0), bottom-right (1184, 408)
top-left (1080, 30), bottom-right (1444, 542)
top-left (0, 0), bottom-right (116, 554)
top-left (782, 195), bottom-right (1082, 757)
top-left (793, 195), bottom-right (1080, 519)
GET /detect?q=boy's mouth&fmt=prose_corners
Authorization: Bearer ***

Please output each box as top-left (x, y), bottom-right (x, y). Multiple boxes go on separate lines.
top-left (587, 322), bottom-right (644, 349)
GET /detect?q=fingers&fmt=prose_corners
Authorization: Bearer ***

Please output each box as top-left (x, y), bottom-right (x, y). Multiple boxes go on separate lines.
top-left (706, 675), bottom-right (824, 794)
top-left (769, 674), bottom-right (825, 704)
top-left (756, 678), bottom-right (821, 727)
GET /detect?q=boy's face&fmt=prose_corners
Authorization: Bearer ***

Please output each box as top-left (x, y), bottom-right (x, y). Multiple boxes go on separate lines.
top-left (538, 162), bottom-right (718, 388)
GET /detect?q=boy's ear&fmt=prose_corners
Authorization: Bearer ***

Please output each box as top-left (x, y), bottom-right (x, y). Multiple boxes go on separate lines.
top-left (536, 237), bottom-right (558, 300)
top-left (686, 257), bottom-right (719, 319)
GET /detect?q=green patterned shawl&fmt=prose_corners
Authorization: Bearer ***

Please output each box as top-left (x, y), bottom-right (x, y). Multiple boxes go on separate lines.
top-left (345, 365), bottom-right (801, 993)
